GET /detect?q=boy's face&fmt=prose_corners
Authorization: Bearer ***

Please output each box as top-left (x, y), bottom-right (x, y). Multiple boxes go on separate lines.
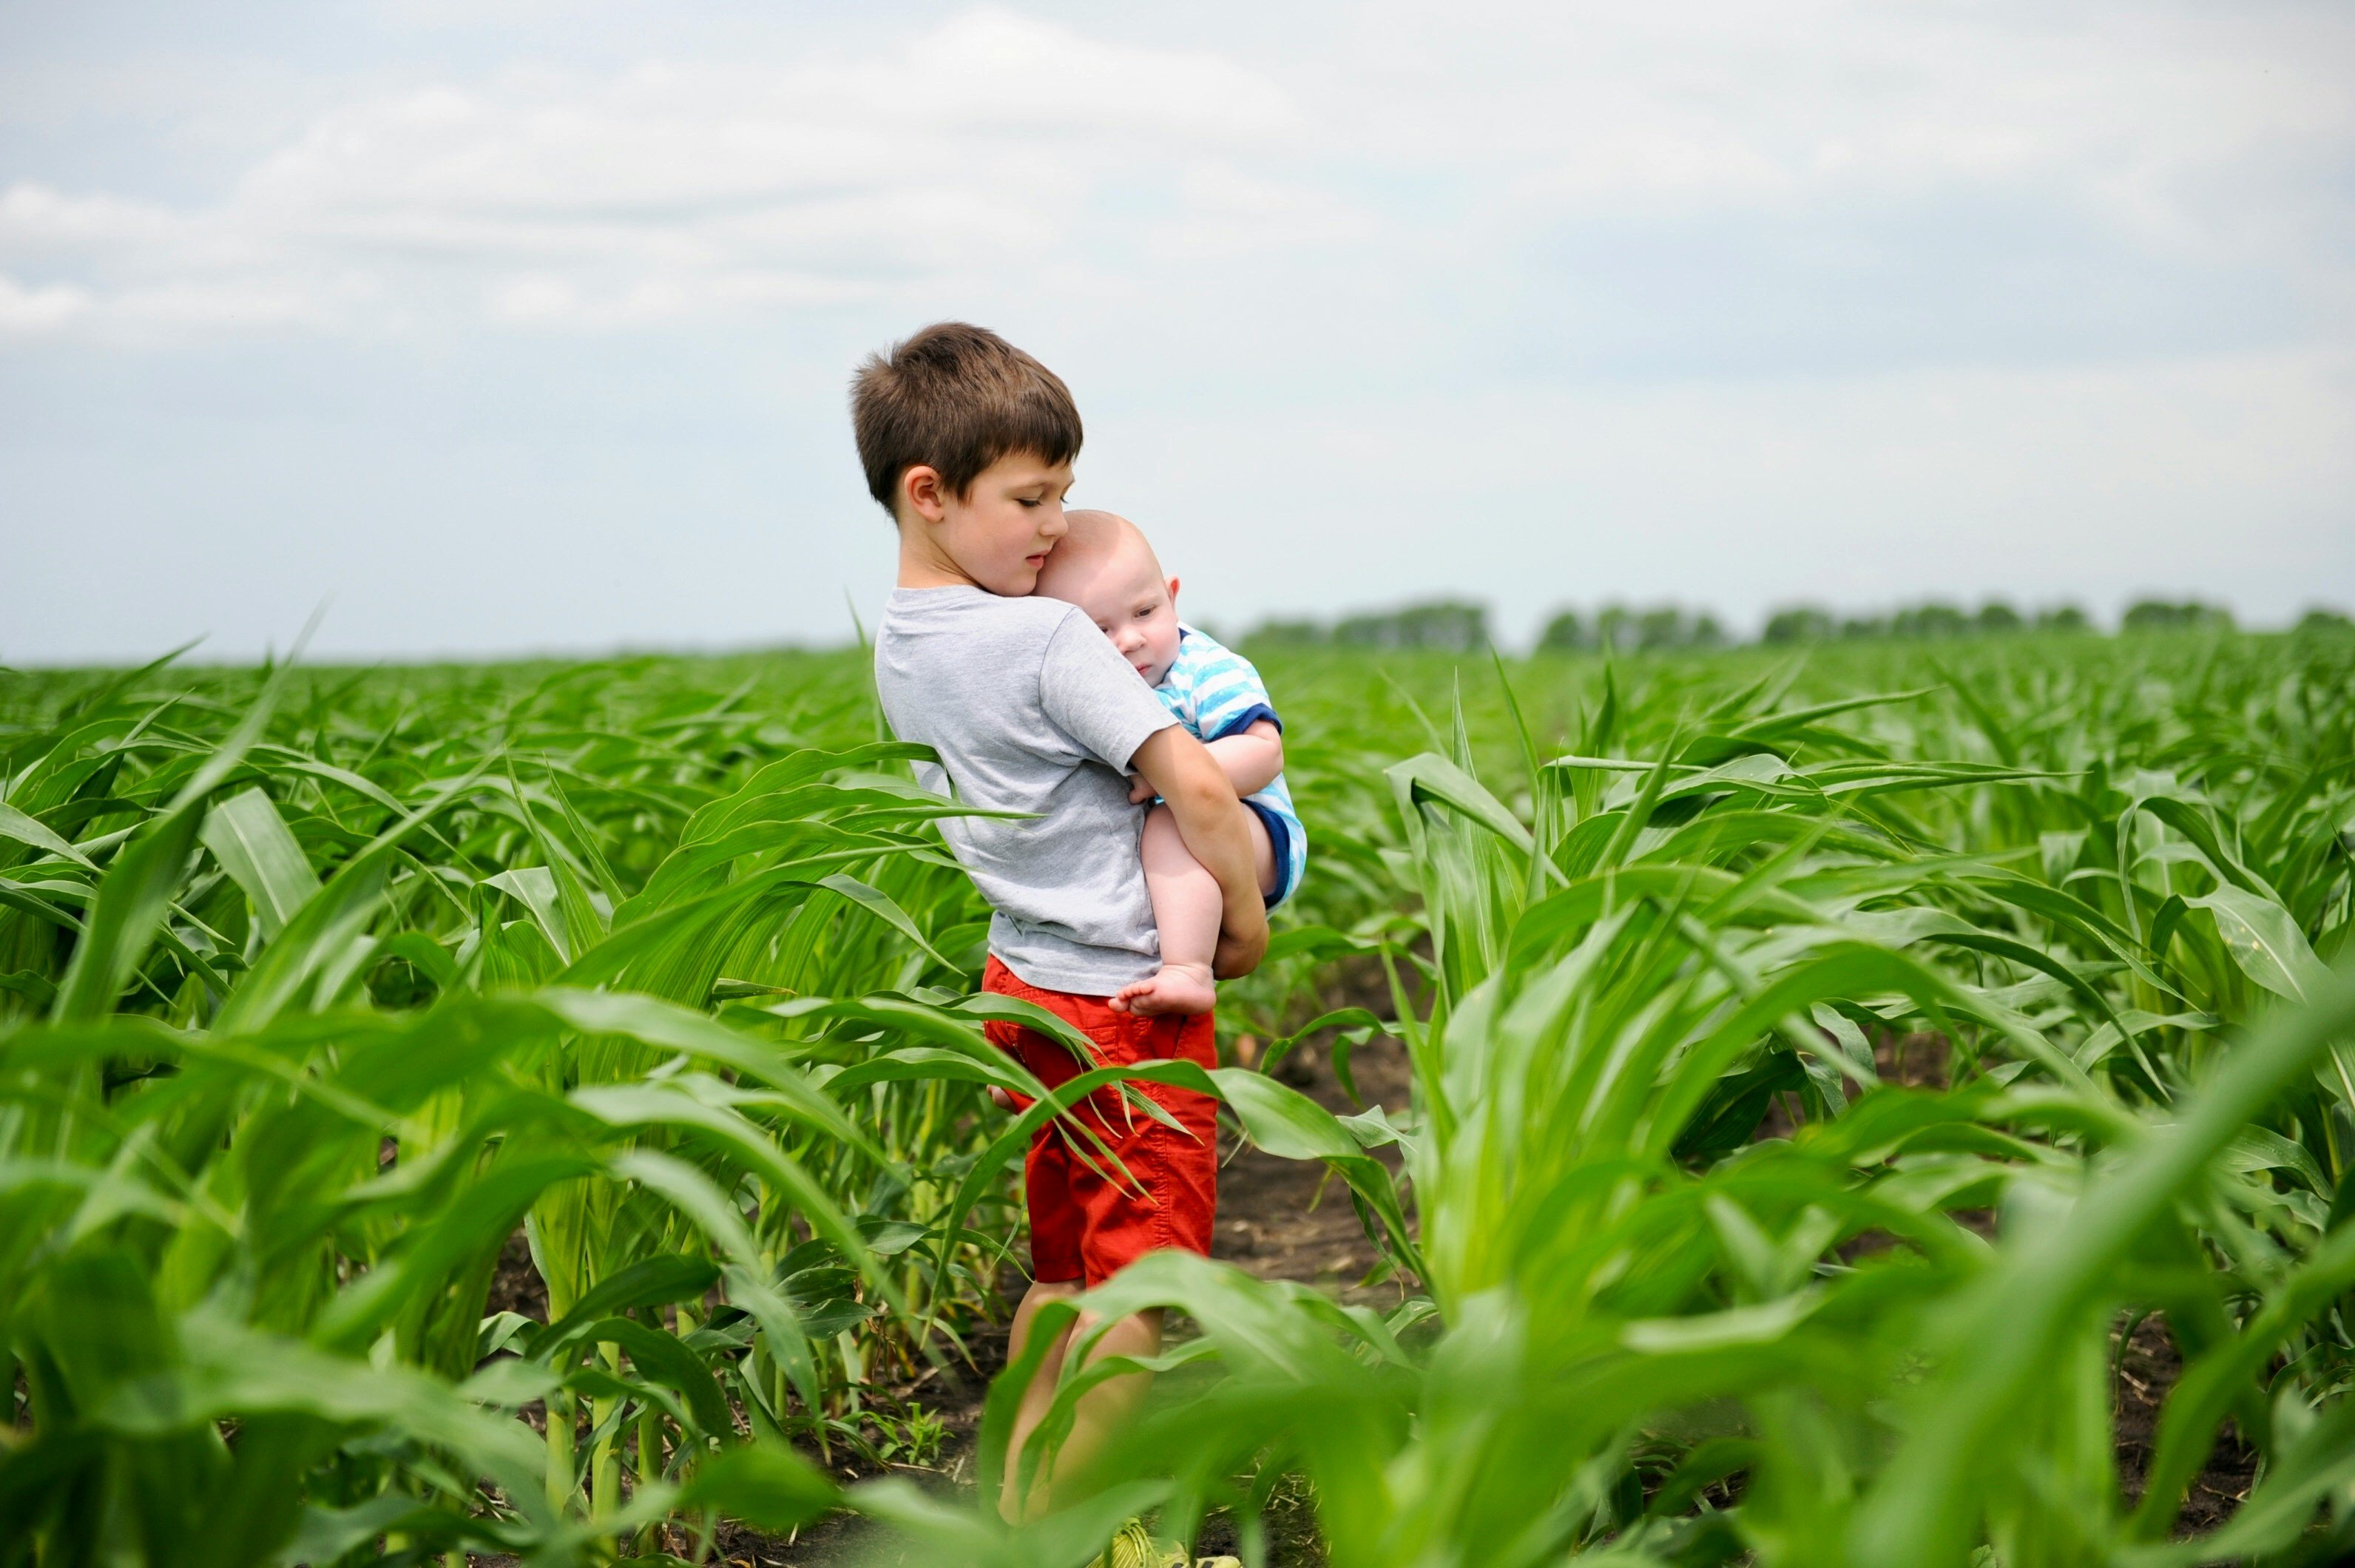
top-left (899, 451), bottom-right (1074, 596)
top-left (1040, 532), bottom-right (1185, 687)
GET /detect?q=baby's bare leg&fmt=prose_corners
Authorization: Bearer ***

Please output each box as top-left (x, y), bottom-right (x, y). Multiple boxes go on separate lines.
top-left (1116, 805), bottom-right (1219, 1016)
top-left (1116, 804), bottom-right (1276, 1017)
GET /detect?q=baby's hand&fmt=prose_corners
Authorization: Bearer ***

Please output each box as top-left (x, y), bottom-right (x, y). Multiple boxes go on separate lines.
top-left (1128, 774), bottom-right (1158, 805)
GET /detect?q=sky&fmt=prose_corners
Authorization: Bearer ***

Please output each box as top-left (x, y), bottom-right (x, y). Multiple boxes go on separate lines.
top-left (3, 0), bottom-right (2351, 663)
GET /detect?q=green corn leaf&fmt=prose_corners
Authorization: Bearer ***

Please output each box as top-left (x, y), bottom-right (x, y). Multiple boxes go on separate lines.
top-left (0, 800), bottom-right (96, 869)
top-left (52, 666), bottom-right (290, 1022)
top-left (200, 786), bottom-right (319, 940)
top-left (2189, 885), bottom-right (2334, 1002)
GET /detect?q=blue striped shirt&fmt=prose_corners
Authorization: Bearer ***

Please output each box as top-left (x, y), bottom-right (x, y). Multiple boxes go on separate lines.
top-left (1155, 626), bottom-right (1307, 905)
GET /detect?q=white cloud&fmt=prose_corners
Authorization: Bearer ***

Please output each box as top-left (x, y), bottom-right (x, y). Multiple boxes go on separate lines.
top-left (15, 3), bottom-right (2345, 347)
top-left (0, 183), bottom-right (185, 249)
top-left (1298, 0), bottom-right (2355, 313)
top-left (0, 272), bottom-right (91, 333)
top-left (8, 1), bottom-right (2351, 359)
top-left (0, 7), bottom-right (1320, 338)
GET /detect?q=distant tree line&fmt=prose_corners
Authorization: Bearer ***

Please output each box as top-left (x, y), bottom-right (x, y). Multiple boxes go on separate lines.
top-left (1249, 600), bottom-right (1491, 652)
top-left (1239, 596), bottom-right (2344, 652)
top-left (2295, 607), bottom-right (2354, 637)
top-left (1540, 605), bottom-right (1726, 652)
top-left (1760, 600), bottom-right (2094, 643)
top-left (2118, 600), bottom-right (2234, 634)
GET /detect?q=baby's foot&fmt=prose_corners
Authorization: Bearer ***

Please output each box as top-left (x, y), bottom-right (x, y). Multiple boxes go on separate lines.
top-left (1112, 962), bottom-right (1217, 1016)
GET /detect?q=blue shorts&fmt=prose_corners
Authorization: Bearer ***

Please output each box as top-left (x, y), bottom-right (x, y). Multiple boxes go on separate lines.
top-left (1245, 798), bottom-right (1300, 908)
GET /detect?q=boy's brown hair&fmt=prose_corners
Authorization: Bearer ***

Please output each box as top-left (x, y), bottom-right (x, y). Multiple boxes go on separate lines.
top-left (851, 322), bottom-right (1083, 518)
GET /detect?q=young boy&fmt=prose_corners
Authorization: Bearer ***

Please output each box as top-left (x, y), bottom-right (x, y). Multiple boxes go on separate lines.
top-left (1033, 510), bottom-right (1306, 1016)
top-left (854, 322), bottom-right (1268, 1526)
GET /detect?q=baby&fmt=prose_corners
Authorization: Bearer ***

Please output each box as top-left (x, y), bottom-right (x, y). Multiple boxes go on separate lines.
top-left (1033, 510), bottom-right (1307, 1015)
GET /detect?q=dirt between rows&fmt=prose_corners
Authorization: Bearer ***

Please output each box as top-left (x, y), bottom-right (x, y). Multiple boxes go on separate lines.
top-left (474, 1027), bottom-right (2263, 1564)
top-left (467, 1034), bottom-right (1398, 1568)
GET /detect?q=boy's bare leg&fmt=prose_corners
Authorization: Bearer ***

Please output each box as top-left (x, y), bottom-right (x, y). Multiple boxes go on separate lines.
top-left (1117, 805), bottom-right (1277, 1017)
top-left (1001, 1277), bottom-right (1081, 1522)
top-left (1000, 1287), bottom-right (1166, 1523)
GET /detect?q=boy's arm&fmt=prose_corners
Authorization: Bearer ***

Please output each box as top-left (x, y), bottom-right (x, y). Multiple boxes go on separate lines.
top-left (1206, 720), bottom-right (1283, 796)
top-left (1129, 726), bottom-right (1268, 979)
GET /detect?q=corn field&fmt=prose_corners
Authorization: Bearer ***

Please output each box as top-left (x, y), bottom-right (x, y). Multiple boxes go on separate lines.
top-left (3, 626), bottom-right (2352, 1567)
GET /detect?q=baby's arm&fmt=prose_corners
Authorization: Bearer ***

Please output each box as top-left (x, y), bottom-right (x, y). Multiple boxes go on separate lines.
top-left (1128, 720), bottom-right (1283, 802)
top-left (1206, 720), bottom-right (1283, 796)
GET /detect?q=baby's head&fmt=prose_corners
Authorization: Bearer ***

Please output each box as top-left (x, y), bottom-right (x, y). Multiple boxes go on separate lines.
top-left (1033, 510), bottom-right (1183, 686)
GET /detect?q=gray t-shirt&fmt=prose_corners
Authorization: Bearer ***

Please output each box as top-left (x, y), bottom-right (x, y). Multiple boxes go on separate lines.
top-left (874, 586), bottom-right (1179, 993)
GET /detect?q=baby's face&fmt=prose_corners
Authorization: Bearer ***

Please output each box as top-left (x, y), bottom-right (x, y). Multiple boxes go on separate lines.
top-left (1050, 535), bottom-right (1184, 687)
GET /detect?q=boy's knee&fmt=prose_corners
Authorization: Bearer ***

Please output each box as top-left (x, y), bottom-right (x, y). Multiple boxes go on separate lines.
top-left (1071, 1305), bottom-right (1166, 1354)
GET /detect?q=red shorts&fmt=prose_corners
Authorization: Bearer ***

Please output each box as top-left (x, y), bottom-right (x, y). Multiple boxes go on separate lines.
top-left (981, 956), bottom-right (1219, 1287)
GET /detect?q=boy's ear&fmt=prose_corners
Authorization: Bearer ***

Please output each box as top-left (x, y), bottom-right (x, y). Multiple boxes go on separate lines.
top-left (1166, 575), bottom-right (1181, 604)
top-left (900, 464), bottom-right (949, 524)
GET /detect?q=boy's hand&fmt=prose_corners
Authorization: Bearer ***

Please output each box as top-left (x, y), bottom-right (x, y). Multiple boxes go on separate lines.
top-left (1213, 913), bottom-right (1268, 980)
top-left (1128, 774), bottom-right (1158, 805)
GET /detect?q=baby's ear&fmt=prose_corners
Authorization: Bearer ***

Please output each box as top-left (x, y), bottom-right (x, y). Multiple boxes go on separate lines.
top-left (1166, 575), bottom-right (1181, 604)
